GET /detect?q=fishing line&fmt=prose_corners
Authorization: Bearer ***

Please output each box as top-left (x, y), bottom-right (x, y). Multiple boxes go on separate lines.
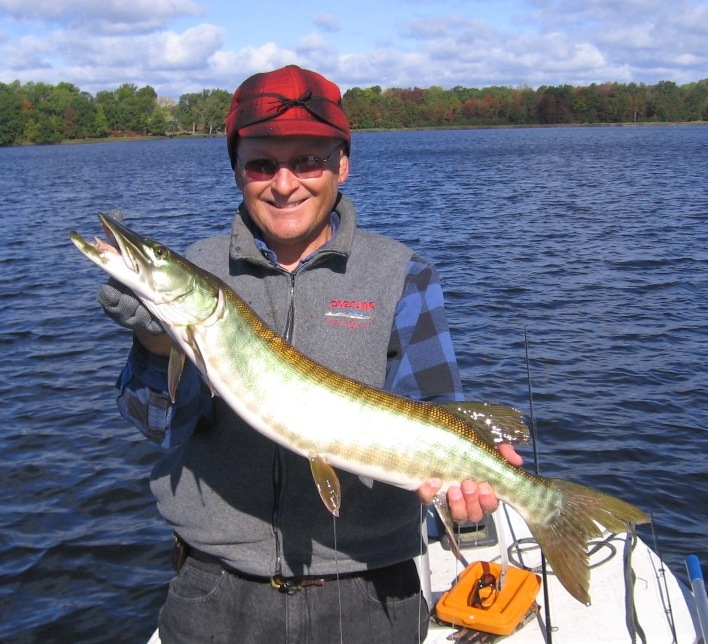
top-left (418, 503), bottom-right (428, 644)
top-left (419, 505), bottom-right (424, 643)
top-left (524, 325), bottom-right (553, 643)
top-left (332, 513), bottom-right (344, 644)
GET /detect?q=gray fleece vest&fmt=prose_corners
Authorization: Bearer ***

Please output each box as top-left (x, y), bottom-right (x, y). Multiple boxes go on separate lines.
top-left (150, 194), bottom-right (425, 577)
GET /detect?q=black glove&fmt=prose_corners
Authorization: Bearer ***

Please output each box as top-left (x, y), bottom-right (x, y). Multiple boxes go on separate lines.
top-left (98, 277), bottom-right (164, 335)
top-left (96, 210), bottom-right (164, 335)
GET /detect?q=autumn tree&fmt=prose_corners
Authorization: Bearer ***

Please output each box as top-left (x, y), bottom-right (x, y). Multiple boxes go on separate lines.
top-left (0, 77), bottom-right (706, 148)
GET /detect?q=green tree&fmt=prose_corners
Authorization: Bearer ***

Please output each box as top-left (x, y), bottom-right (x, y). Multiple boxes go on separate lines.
top-left (203, 89), bottom-right (231, 134)
top-left (23, 113), bottom-right (62, 144)
top-left (95, 90), bottom-right (119, 130)
top-left (94, 104), bottom-right (109, 137)
top-left (420, 86), bottom-right (460, 125)
top-left (683, 79), bottom-right (708, 121)
top-left (148, 108), bottom-right (168, 135)
top-left (173, 92), bottom-right (203, 133)
top-left (0, 82), bottom-right (24, 145)
top-left (649, 81), bottom-right (682, 121)
top-left (513, 87), bottom-right (537, 125)
top-left (51, 82), bottom-right (96, 137)
top-left (108, 83), bottom-right (157, 133)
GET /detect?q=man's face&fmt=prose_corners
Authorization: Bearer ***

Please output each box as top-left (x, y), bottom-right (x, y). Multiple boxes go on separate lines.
top-left (235, 136), bottom-right (349, 267)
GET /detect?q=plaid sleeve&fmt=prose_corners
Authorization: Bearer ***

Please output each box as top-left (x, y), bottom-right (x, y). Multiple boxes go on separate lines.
top-left (115, 338), bottom-right (213, 449)
top-left (384, 255), bottom-right (464, 403)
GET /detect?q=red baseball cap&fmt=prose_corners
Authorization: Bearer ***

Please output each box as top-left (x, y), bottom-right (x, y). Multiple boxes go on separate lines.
top-left (226, 65), bottom-right (351, 169)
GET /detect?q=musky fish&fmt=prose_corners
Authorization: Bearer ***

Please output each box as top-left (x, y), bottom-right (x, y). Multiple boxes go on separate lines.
top-left (70, 214), bottom-right (649, 605)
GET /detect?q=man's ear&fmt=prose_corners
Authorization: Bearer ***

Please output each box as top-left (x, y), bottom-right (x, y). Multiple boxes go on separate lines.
top-left (338, 152), bottom-right (350, 183)
top-left (234, 170), bottom-right (244, 191)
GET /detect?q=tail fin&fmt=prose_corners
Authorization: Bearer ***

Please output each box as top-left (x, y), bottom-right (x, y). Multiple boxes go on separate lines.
top-left (527, 479), bottom-right (650, 605)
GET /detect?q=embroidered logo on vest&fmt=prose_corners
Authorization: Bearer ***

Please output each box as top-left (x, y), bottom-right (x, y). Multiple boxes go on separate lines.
top-left (325, 300), bottom-right (375, 329)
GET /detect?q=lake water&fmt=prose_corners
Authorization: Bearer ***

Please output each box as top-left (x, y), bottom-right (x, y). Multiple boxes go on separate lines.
top-left (1, 126), bottom-right (706, 642)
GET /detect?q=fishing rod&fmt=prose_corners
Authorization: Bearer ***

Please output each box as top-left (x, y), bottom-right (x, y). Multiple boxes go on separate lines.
top-left (524, 325), bottom-right (553, 643)
top-left (648, 510), bottom-right (678, 642)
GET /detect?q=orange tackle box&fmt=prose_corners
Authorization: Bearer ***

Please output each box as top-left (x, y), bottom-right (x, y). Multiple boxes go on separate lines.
top-left (435, 560), bottom-right (541, 635)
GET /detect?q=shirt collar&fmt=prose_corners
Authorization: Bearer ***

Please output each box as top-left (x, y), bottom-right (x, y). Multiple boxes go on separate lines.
top-left (230, 192), bottom-right (356, 267)
top-left (253, 212), bottom-right (341, 268)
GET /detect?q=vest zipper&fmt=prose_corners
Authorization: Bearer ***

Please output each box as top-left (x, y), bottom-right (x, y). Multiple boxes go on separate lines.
top-left (283, 272), bottom-right (295, 343)
top-left (272, 271), bottom-right (296, 576)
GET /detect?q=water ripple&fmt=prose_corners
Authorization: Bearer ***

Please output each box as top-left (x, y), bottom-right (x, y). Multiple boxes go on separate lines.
top-left (1, 127), bottom-right (706, 640)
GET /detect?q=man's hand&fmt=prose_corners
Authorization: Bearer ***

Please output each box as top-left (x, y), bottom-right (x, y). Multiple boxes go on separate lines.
top-left (98, 278), bottom-right (165, 336)
top-left (417, 443), bottom-right (523, 523)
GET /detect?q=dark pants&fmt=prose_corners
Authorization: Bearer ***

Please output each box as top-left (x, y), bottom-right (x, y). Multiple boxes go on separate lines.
top-left (158, 556), bottom-right (430, 643)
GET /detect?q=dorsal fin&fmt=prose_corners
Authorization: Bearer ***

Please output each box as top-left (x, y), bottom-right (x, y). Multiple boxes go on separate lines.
top-left (441, 402), bottom-right (530, 446)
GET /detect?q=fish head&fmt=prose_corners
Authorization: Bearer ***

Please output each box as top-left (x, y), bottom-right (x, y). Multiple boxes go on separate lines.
top-left (70, 213), bottom-right (220, 328)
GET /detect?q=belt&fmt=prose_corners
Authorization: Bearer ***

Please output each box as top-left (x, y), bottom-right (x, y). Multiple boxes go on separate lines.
top-left (180, 538), bottom-right (360, 594)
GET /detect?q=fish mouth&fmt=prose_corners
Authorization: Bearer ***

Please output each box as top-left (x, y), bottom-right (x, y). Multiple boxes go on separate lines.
top-left (96, 213), bottom-right (146, 274)
top-left (70, 213), bottom-right (149, 275)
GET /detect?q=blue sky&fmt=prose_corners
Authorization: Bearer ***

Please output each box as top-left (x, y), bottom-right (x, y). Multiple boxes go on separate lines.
top-left (1, 0), bottom-right (707, 99)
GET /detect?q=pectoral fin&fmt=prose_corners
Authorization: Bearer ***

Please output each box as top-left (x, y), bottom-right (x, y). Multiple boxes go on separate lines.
top-left (309, 456), bottom-right (341, 517)
top-left (167, 347), bottom-right (186, 404)
top-left (185, 326), bottom-right (216, 396)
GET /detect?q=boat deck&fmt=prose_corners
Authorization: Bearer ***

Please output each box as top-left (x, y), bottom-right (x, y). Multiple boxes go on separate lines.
top-left (424, 503), bottom-right (699, 643)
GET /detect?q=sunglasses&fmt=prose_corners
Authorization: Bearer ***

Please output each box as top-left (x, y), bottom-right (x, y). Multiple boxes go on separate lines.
top-left (237, 145), bottom-right (341, 181)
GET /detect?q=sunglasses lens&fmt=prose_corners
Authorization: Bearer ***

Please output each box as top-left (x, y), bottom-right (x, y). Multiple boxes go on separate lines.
top-left (243, 159), bottom-right (279, 181)
top-left (290, 154), bottom-right (325, 178)
top-left (242, 155), bottom-right (326, 181)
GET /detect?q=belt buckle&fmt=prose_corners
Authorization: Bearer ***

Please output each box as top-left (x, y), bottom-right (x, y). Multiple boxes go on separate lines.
top-left (271, 575), bottom-right (302, 594)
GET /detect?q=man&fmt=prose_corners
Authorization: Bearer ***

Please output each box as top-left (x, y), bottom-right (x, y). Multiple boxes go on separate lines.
top-left (99, 65), bottom-right (521, 642)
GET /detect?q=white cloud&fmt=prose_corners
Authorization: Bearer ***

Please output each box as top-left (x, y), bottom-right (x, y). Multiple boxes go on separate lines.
top-left (3, 34), bottom-right (53, 70)
top-left (313, 12), bottom-right (339, 33)
top-left (296, 32), bottom-right (336, 59)
top-left (147, 24), bottom-right (224, 69)
top-left (205, 43), bottom-right (302, 92)
top-left (1, 0), bottom-right (706, 98)
top-left (0, 21), bottom-right (226, 96)
top-left (0, 0), bottom-right (205, 31)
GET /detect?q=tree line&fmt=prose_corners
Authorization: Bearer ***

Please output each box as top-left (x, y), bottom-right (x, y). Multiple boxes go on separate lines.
top-left (344, 79), bottom-right (708, 128)
top-left (0, 81), bottom-right (232, 146)
top-left (1, 77), bottom-right (707, 146)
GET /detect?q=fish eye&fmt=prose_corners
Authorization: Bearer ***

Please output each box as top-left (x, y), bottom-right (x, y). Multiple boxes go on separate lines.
top-left (154, 246), bottom-right (168, 259)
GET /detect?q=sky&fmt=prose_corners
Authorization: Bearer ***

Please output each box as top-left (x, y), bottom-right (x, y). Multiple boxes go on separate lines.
top-left (1, 0), bottom-right (707, 99)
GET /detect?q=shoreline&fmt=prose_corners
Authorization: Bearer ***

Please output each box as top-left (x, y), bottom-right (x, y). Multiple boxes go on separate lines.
top-left (1, 120), bottom-right (705, 149)
top-left (353, 120), bottom-right (708, 133)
